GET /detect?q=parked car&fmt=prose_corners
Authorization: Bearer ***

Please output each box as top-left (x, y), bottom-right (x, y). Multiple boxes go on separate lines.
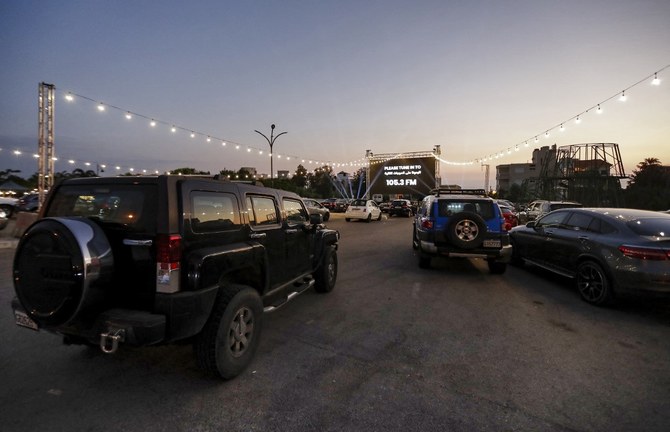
top-left (378, 201), bottom-right (391, 213)
top-left (333, 199), bottom-right (350, 213)
top-left (413, 188), bottom-right (512, 273)
top-left (303, 198), bottom-right (330, 222)
top-left (519, 200), bottom-right (582, 223)
top-left (321, 198), bottom-right (338, 211)
top-left (510, 208), bottom-right (670, 305)
top-left (499, 205), bottom-right (519, 231)
top-left (11, 175), bottom-right (339, 379)
top-left (389, 199), bottom-right (413, 217)
top-left (0, 196), bottom-right (18, 218)
top-left (0, 207), bottom-right (8, 230)
top-left (344, 199), bottom-right (382, 222)
top-left (17, 193), bottom-right (40, 212)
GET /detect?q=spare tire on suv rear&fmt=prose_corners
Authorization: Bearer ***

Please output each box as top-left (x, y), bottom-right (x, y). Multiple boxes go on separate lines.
top-left (445, 211), bottom-right (487, 249)
top-left (13, 217), bottom-right (114, 327)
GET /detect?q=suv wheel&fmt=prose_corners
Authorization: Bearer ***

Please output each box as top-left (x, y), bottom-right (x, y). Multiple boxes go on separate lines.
top-left (314, 246), bottom-right (337, 293)
top-left (194, 284), bottom-right (263, 379)
top-left (446, 212), bottom-right (486, 249)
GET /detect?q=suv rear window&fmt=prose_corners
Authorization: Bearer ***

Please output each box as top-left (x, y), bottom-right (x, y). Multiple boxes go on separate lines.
top-left (46, 184), bottom-right (158, 232)
top-left (437, 200), bottom-right (495, 220)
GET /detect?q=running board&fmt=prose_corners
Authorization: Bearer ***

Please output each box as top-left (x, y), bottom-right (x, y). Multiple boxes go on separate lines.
top-left (263, 276), bottom-right (315, 313)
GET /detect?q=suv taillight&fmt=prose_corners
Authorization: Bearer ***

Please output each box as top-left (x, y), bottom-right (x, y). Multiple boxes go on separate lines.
top-left (156, 234), bottom-right (182, 293)
top-left (618, 245), bottom-right (669, 261)
top-left (421, 219), bottom-right (433, 229)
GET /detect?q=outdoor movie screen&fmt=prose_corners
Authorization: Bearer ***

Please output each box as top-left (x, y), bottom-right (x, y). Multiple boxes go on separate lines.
top-left (369, 157), bottom-right (436, 196)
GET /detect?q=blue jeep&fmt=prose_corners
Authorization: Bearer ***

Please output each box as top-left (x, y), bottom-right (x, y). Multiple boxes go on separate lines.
top-left (412, 189), bottom-right (512, 273)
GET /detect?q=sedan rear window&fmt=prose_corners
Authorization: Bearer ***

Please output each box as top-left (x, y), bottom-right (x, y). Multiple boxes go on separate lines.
top-left (351, 200), bottom-right (367, 206)
top-left (626, 218), bottom-right (670, 237)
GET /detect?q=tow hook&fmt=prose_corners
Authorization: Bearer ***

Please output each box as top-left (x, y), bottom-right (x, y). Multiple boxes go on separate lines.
top-left (99, 328), bottom-right (126, 354)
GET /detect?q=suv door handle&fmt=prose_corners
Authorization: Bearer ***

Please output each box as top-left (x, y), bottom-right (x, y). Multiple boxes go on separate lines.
top-left (285, 229), bottom-right (298, 234)
top-left (123, 239), bottom-right (153, 246)
top-left (249, 232), bottom-right (266, 239)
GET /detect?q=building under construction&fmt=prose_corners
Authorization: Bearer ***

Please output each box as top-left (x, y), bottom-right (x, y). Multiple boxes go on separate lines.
top-left (498, 143), bottom-right (628, 206)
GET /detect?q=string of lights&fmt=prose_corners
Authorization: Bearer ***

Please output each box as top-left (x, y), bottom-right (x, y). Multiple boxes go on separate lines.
top-left (474, 65), bottom-right (668, 163)
top-left (60, 89), bottom-right (369, 171)
top-left (1, 65), bottom-right (667, 175)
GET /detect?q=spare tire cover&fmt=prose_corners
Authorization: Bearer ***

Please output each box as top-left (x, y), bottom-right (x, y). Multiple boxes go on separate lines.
top-left (13, 217), bottom-right (113, 327)
top-left (446, 211), bottom-right (487, 250)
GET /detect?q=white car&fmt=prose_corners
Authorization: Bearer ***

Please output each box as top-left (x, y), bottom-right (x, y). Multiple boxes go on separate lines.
top-left (344, 199), bottom-right (382, 222)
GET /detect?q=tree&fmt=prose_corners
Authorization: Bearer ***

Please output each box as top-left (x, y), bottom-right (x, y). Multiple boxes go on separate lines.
top-left (170, 167), bottom-right (210, 175)
top-left (625, 158), bottom-right (670, 210)
top-left (291, 164), bottom-right (308, 188)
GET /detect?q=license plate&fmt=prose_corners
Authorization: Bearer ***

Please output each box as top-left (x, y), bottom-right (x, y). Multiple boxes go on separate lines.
top-left (483, 239), bottom-right (501, 248)
top-left (15, 310), bottom-right (39, 331)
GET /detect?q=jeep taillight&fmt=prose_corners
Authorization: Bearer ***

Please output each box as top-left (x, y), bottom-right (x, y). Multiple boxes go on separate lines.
top-left (156, 234), bottom-right (182, 293)
top-left (421, 219), bottom-right (433, 229)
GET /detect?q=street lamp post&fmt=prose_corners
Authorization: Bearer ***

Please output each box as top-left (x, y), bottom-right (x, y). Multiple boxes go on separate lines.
top-left (254, 124), bottom-right (287, 186)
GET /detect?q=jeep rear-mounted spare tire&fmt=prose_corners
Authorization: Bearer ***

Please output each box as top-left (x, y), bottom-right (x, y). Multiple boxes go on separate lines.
top-left (13, 217), bottom-right (114, 327)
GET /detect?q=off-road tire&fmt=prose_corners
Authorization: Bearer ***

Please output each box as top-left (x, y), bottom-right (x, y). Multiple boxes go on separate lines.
top-left (314, 246), bottom-right (337, 293)
top-left (446, 212), bottom-right (487, 250)
top-left (194, 284), bottom-right (263, 379)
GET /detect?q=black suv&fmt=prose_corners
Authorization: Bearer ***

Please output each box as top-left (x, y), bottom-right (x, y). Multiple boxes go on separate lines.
top-left (11, 175), bottom-right (339, 379)
top-left (412, 189), bottom-right (511, 273)
top-left (389, 199), bottom-right (413, 217)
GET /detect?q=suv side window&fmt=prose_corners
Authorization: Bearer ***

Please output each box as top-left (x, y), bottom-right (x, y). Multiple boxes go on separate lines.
top-left (247, 195), bottom-right (279, 227)
top-left (191, 192), bottom-right (240, 233)
top-left (283, 198), bottom-right (309, 224)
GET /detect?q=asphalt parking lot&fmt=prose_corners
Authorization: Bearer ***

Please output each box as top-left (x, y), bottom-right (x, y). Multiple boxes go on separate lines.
top-left (1, 213), bottom-right (669, 431)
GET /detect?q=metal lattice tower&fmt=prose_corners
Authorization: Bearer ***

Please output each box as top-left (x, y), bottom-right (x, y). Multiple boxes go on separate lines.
top-left (533, 143), bottom-right (628, 206)
top-left (38, 82), bottom-right (55, 206)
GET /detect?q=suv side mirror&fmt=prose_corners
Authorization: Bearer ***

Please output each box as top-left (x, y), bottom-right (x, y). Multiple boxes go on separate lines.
top-left (309, 213), bottom-right (323, 225)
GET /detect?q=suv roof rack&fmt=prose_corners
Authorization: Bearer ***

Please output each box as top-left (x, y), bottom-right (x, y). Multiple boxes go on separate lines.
top-left (429, 188), bottom-right (488, 197)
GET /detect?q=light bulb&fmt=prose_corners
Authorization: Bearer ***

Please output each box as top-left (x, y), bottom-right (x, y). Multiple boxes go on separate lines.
top-left (597, 104), bottom-right (602, 114)
top-left (560, 124), bottom-right (565, 132)
top-left (619, 91), bottom-right (626, 102)
top-left (171, 126), bottom-right (177, 133)
top-left (150, 120), bottom-right (156, 127)
top-left (97, 104), bottom-right (105, 112)
top-left (65, 94), bottom-right (74, 101)
top-left (125, 112), bottom-right (132, 120)
top-left (652, 73), bottom-right (660, 85)
top-left (575, 116), bottom-right (581, 124)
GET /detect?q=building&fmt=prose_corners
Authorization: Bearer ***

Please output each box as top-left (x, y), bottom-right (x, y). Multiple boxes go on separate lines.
top-left (496, 145), bottom-right (556, 192)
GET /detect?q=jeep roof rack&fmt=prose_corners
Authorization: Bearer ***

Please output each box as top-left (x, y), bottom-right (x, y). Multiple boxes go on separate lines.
top-left (429, 188), bottom-right (488, 197)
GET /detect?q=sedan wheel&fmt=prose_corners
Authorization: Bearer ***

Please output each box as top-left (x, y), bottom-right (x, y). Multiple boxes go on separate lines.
top-left (576, 261), bottom-right (613, 306)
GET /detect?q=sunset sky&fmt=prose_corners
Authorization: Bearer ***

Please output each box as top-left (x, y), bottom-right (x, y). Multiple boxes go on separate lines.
top-left (1, 0), bottom-right (669, 188)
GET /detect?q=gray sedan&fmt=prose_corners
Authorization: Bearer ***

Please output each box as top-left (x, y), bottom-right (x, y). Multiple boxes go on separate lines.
top-left (510, 208), bottom-right (670, 305)
top-left (303, 198), bottom-right (330, 222)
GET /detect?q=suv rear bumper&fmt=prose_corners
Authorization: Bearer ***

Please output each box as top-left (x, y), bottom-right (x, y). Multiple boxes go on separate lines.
top-left (419, 241), bottom-right (512, 262)
top-left (11, 284), bottom-right (219, 347)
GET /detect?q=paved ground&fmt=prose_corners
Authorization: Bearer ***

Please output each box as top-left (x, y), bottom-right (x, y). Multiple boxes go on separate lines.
top-left (1, 214), bottom-right (669, 431)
